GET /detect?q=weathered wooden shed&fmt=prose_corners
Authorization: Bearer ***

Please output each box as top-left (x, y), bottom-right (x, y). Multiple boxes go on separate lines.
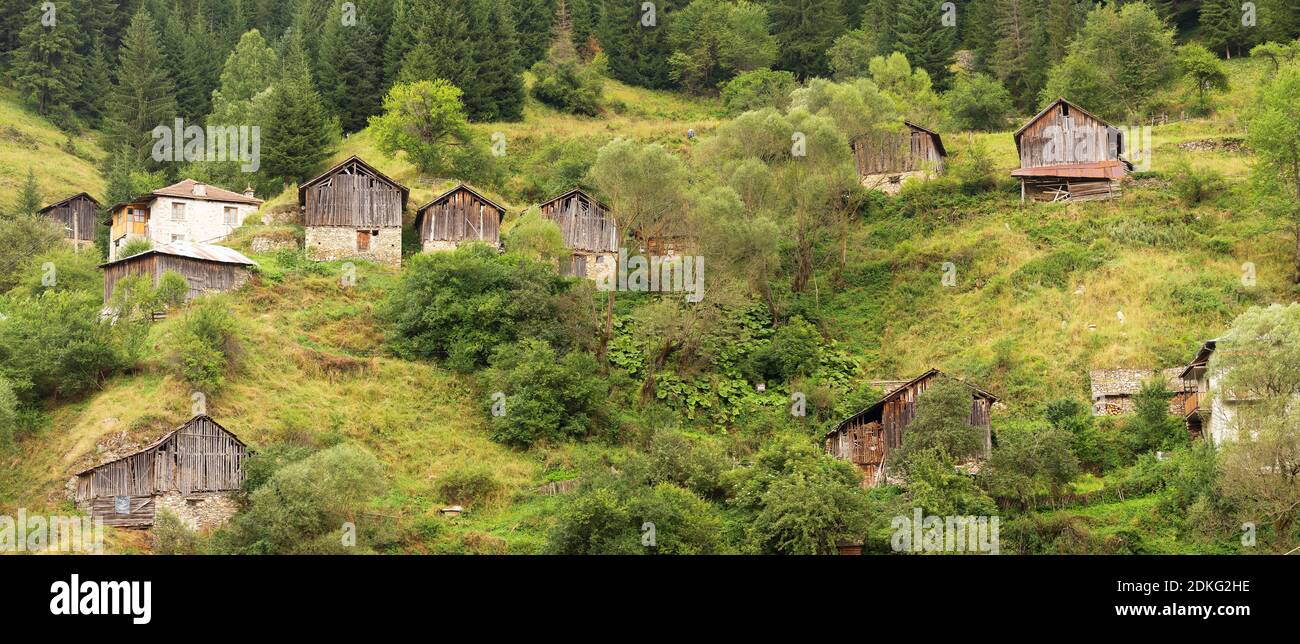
top-left (413, 183), bottom-right (506, 252)
top-left (852, 121), bottom-right (947, 193)
top-left (74, 415), bottom-right (248, 528)
top-left (1012, 98), bottom-right (1132, 202)
top-left (538, 188), bottom-right (618, 280)
top-left (39, 192), bottom-right (100, 248)
top-left (824, 369), bottom-right (998, 487)
top-left (101, 241), bottom-right (256, 304)
top-left (299, 156), bottom-right (409, 266)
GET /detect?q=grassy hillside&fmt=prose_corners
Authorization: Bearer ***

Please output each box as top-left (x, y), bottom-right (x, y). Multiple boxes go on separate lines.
top-left (0, 59), bottom-right (1291, 553)
top-left (0, 87), bottom-right (106, 211)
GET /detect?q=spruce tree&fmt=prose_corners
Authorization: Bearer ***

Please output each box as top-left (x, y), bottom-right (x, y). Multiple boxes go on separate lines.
top-left (12, 0), bottom-right (80, 120)
top-left (472, 0), bottom-right (526, 121)
top-left (763, 0), bottom-right (842, 80)
top-left (514, 0), bottom-right (557, 66)
top-left (105, 7), bottom-right (178, 173)
top-left (261, 35), bottom-right (338, 185)
top-left (319, 0), bottom-right (385, 133)
top-left (894, 0), bottom-right (958, 88)
top-left (1200, 0), bottom-right (1241, 58)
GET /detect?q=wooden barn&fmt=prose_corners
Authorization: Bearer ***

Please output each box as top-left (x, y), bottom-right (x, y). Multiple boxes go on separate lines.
top-left (852, 121), bottom-right (947, 194)
top-left (300, 156), bottom-right (409, 267)
top-left (824, 369), bottom-right (998, 487)
top-left (1012, 98), bottom-right (1132, 202)
top-left (538, 188), bottom-right (618, 280)
top-left (101, 241), bottom-right (256, 305)
top-left (74, 415), bottom-right (248, 528)
top-left (38, 192), bottom-right (100, 249)
top-left (413, 183), bottom-right (506, 252)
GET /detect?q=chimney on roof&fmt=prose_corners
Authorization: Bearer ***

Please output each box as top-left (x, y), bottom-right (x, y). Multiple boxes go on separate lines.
top-left (244, 185), bottom-right (255, 199)
top-left (192, 182), bottom-right (207, 197)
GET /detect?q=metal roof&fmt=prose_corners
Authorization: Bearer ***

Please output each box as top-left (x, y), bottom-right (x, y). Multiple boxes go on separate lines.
top-left (100, 241), bottom-right (257, 268)
top-left (1011, 160), bottom-right (1130, 179)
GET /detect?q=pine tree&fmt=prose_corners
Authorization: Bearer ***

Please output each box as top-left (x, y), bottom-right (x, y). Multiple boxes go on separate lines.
top-left (894, 0), bottom-right (958, 88)
top-left (319, 1), bottom-right (385, 133)
top-left (1200, 0), bottom-right (1241, 58)
top-left (991, 0), bottom-right (1042, 111)
top-left (261, 35), bottom-right (339, 185)
top-left (15, 169), bottom-right (44, 218)
top-left (471, 0), bottom-right (526, 121)
top-left (515, 0), bottom-right (557, 66)
top-left (11, 1), bottom-right (80, 120)
top-left (105, 7), bottom-right (178, 173)
top-left (209, 29), bottom-right (279, 127)
top-left (764, 0), bottom-right (843, 80)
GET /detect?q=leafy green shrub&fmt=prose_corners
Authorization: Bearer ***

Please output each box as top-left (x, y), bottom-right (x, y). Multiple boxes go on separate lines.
top-left (893, 378), bottom-right (987, 468)
top-left (0, 290), bottom-right (120, 401)
top-left (220, 444), bottom-right (386, 554)
top-left (437, 466), bottom-right (504, 508)
top-left (482, 338), bottom-right (608, 448)
top-left (944, 73), bottom-right (1016, 131)
top-left (749, 316), bottom-right (822, 382)
top-left (10, 247), bottom-right (103, 298)
top-left (949, 137), bottom-right (999, 194)
top-left (720, 68), bottom-right (796, 114)
top-left (241, 442), bottom-right (317, 494)
top-left (0, 214), bottom-right (64, 292)
top-left (0, 376), bottom-right (17, 447)
top-left (1123, 379), bottom-right (1189, 454)
top-left (118, 238), bottom-right (153, 259)
top-left (547, 481), bottom-right (723, 555)
top-left (171, 297), bottom-right (240, 391)
top-left (382, 244), bottom-right (572, 372)
top-left (1168, 159), bottom-right (1225, 206)
top-left (152, 511), bottom-right (202, 554)
top-left (647, 428), bottom-right (732, 500)
top-left (530, 58), bottom-right (603, 116)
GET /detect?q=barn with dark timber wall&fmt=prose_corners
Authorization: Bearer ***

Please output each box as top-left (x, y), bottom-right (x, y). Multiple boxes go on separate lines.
top-left (300, 155), bottom-right (409, 267)
top-left (538, 188), bottom-right (618, 281)
top-left (101, 242), bottom-right (256, 304)
top-left (824, 369), bottom-right (997, 487)
top-left (852, 121), bottom-right (946, 193)
top-left (74, 416), bottom-right (248, 528)
top-left (39, 192), bottom-right (100, 248)
top-left (414, 183), bottom-right (506, 252)
top-left (1012, 98), bottom-right (1131, 202)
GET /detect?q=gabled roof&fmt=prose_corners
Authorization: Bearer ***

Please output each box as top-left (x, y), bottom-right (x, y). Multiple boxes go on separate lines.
top-left (1014, 97), bottom-right (1115, 143)
top-left (824, 369), bottom-right (999, 439)
top-left (297, 155), bottom-right (410, 206)
top-left (99, 241), bottom-right (257, 268)
top-left (416, 183), bottom-right (507, 216)
top-left (538, 187), bottom-right (608, 212)
top-left (149, 179), bottom-right (262, 205)
top-left (39, 192), bottom-right (100, 214)
top-left (1179, 339), bottom-right (1219, 379)
top-left (904, 121), bottom-right (947, 157)
top-left (75, 415), bottom-right (246, 477)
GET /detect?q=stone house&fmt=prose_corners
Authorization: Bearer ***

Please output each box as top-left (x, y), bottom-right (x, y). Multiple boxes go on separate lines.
top-left (104, 180), bottom-right (263, 262)
top-left (1089, 368), bottom-right (1188, 417)
top-left (74, 415), bottom-right (247, 531)
top-left (299, 156), bottom-right (408, 267)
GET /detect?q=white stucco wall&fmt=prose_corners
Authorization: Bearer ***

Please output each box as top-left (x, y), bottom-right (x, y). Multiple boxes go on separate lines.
top-left (108, 196), bottom-right (259, 261)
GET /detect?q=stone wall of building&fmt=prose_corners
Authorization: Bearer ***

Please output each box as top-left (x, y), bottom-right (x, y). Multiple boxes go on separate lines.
top-left (577, 251), bottom-right (616, 284)
top-left (421, 239), bottom-right (461, 253)
top-left (155, 492), bottom-right (239, 532)
top-left (306, 226), bottom-right (401, 267)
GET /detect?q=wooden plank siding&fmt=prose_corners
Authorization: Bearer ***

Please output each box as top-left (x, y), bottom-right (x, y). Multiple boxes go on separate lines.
top-left (853, 126), bottom-right (945, 176)
top-left (103, 254), bottom-right (251, 303)
top-left (41, 194), bottom-right (99, 242)
top-left (301, 158), bottom-right (406, 228)
top-left (825, 370), bottom-right (996, 486)
top-left (539, 190), bottom-right (618, 254)
top-left (416, 186), bottom-right (503, 245)
top-left (75, 416), bottom-right (248, 504)
top-left (1016, 100), bottom-right (1121, 169)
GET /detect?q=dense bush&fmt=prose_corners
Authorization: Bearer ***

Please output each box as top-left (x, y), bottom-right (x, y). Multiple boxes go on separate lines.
top-left (1168, 159), bottom-right (1226, 206)
top-left (220, 444), bottom-right (387, 554)
top-left (719, 68), bottom-right (797, 114)
top-left (0, 377), bottom-right (17, 447)
top-left (9, 247), bottom-right (103, 298)
top-left (382, 244), bottom-right (573, 372)
top-left (944, 73), bottom-right (1016, 132)
top-left (749, 316), bottom-right (822, 382)
top-left (548, 479), bottom-right (724, 555)
top-left (0, 290), bottom-right (120, 401)
top-left (152, 511), bottom-right (202, 555)
top-left (981, 423), bottom-right (1080, 503)
top-left (437, 466), bottom-right (504, 508)
top-left (892, 378), bottom-right (987, 469)
top-left (0, 214), bottom-right (64, 293)
top-left (118, 237), bottom-right (153, 259)
top-left (1123, 380), bottom-right (1188, 454)
top-left (647, 428), bottom-right (733, 500)
top-left (170, 296), bottom-right (240, 392)
top-left (482, 338), bottom-right (609, 448)
top-left (530, 58), bottom-right (603, 116)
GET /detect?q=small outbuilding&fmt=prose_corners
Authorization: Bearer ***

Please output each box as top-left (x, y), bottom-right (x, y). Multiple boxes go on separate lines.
top-left (1089, 368), bottom-right (1188, 417)
top-left (101, 241), bottom-right (256, 304)
top-left (824, 369), bottom-right (998, 487)
top-left (538, 188), bottom-right (618, 281)
top-left (413, 183), bottom-right (506, 252)
top-left (74, 415), bottom-right (248, 529)
top-left (852, 121), bottom-right (947, 194)
top-left (1012, 98), bottom-right (1132, 202)
top-left (299, 156), bottom-right (409, 267)
top-left (39, 192), bottom-right (100, 250)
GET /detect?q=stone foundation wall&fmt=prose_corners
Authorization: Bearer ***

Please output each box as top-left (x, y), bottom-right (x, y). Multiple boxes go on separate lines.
top-left (421, 239), bottom-right (461, 253)
top-left (306, 226), bottom-right (401, 267)
top-left (577, 252), bottom-right (616, 284)
top-left (155, 492), bottom-right (239, 532)
top-left (862, 170), bottom-right (932, 195)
